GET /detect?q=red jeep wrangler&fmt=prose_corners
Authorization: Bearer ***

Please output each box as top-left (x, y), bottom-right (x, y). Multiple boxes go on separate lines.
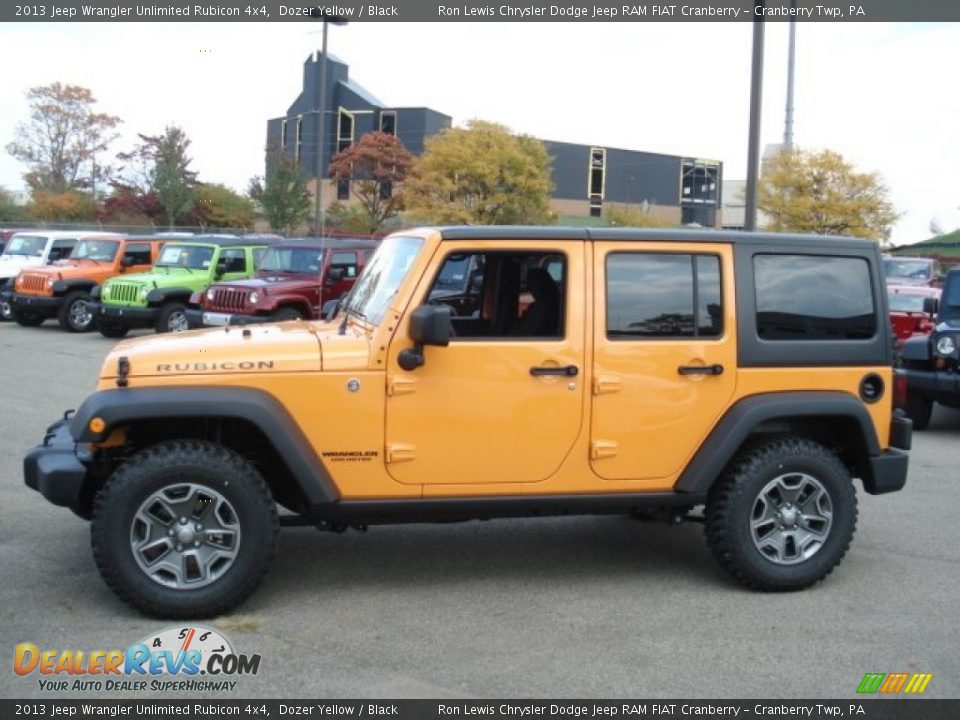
top-left (186, 238), bottom-right (378, 327)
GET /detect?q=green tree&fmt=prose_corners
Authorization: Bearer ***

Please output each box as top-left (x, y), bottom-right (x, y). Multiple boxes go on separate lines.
top-left (328, 131), bottom-right (414, 233)
top-left (604, 202), bottom-right (671, 228)
top-left (404, 120), bottom-right (555, 225)
top-left (0, 187), bottom-right (29, 222)
top-left (27, 189), bottom-right (99, 221)
top-left (149, 126), bottom-right (196, 227)
top-left (249, 149), bottom-right (311, 235)
top-left (5, 83), bottom-right (121, 193)
top-left (188, 183), bottom-right (255, 229)
top-left (759, 148), bottom-right (898, 241)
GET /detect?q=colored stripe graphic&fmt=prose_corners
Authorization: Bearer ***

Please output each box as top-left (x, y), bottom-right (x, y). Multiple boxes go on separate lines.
top-left (857, 672), bottom-right (932, 694)
top-left (857, 673), bottom-right (885, 694)
top-left (904, 674), bottom-right (933, 694)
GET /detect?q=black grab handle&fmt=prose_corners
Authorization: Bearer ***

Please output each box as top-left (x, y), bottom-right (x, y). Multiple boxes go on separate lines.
top-left (530, 365), bottom-right (579, 377)
top-left (677, 364), bottom-right (724, 376)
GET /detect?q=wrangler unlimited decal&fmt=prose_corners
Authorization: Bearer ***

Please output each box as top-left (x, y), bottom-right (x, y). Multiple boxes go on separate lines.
top-left (155, 361), bottom-right (276, 372)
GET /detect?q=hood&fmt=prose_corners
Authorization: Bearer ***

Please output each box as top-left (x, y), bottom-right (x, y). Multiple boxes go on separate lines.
top-left (214, 275), bottom-right (316, 291)
top-left (24, 261), bottom-right (111, 281)
top-left (105, 268), bottom-right (192, 288)
top-left (99, 322), bottom-right (373, 381)
top-left (0, 255), bottom-right (42, 278)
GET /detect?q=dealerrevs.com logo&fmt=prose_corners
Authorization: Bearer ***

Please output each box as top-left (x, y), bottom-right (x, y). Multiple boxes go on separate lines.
top-left (13, 625), bottom-right (261, 693)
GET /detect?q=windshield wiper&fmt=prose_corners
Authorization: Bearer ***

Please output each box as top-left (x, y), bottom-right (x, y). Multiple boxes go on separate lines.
top-left (337, 302), bottom-right (366, 335)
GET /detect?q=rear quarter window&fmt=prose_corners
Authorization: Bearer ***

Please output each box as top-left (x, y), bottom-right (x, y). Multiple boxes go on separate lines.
top-left (754, 254), bottom-right (876, 341)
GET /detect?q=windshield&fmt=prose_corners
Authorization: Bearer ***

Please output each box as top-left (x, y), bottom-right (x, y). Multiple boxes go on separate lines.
top-left (888, 293), bottom-right (928, 313)
top-left (156, 244), bottom-right (214, 269)
top-left (259, 247), bottom-right (324, 274)
top-left (884, 259), bottom-right (932, 282)
top-left (2, 235), bottom-right (46, 257)
top-left (72, 239), bottom-right (119, 262)
top-left (344, 236), bottom-right (424, 326)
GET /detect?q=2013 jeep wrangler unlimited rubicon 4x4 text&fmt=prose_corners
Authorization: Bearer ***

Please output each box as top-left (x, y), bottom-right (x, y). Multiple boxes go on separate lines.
top-left (24, 227), bottom-right (911, 618)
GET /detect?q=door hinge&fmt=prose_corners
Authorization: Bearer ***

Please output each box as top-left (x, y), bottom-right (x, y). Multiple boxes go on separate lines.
top-left (590, 440), bottom-right (619, 460)
top-left (387, 375), bottom-right (418, 396)
top-left (386, 443), bottom-right (416, 463)
top-left (592, 374), bottom-right (622, 395)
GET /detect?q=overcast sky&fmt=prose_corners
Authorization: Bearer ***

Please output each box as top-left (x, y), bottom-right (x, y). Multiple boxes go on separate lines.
top-left (0, 21), bottom-right (956, 246)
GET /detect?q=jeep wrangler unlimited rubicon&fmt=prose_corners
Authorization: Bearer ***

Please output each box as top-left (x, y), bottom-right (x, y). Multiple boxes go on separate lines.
top-left (24, 227), bottom-right (911, 618)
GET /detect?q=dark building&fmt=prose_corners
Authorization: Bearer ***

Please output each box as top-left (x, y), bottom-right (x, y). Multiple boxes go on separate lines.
top-left (268, 54), bottom-right (721, 227)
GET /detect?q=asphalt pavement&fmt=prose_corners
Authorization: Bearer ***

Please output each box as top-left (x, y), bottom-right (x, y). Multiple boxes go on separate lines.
top-left (1, 322), bottom-right (958, 700)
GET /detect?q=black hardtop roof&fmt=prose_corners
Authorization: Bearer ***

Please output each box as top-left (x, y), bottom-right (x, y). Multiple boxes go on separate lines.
top-left (159, 235), bottom-right (282, 247)
top-left (435, 226), bottom-right (879, 251)
top-left (274, 237), bottom-right (380, 250)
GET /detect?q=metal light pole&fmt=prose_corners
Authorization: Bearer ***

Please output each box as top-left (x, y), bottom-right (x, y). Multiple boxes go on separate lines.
top-left (310, 14), bottom-right (347, 238)
top-left (784, 4), bottom-right (797, 150)
top-left (744, 2), bottom-right (765, 232)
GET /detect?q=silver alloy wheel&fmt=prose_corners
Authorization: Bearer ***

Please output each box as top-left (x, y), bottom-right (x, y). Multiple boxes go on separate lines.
top-left (750, 472), bottom-right (833, 565)
top-left (130, 483), bottom-right (242, 589)
top-left (0, 298), bottom-right (11, 320)
top-left (70, 299), bottom-right (92, 329)
top-left (168, 310), bottom-right (188, 332)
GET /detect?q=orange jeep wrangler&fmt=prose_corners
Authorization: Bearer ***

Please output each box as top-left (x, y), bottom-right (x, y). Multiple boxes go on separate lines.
top-left (10, 235), bottom-right (164, 332)
top-left (23, 227), bottom-right (911, 618)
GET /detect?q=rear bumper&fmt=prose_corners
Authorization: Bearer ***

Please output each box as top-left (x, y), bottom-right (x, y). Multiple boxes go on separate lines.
top-left (88, 301), bottom-right (157, 328)
top-left (11, 292), bottom-right (63, 316)
top-left (862, 413), bottom-right (912, 496)
top-left (24, 420), bottom-right (89, 513)
top-left (903, 366), bottom-right (960, 403)
top-left (185, 308), bottom-right (266, 328)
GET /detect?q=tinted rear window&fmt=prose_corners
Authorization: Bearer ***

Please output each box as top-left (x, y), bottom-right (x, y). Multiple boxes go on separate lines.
top-left (754, 254), bottom-right (875, 340)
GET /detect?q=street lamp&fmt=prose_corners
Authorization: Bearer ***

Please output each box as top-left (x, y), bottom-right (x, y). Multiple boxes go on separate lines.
top-left (309, 10), bottom-right (348, 238)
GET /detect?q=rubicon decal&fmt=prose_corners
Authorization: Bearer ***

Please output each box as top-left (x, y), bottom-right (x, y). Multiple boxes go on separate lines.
top-left (13, 626), bottom-right (261, 693)
top-left (856, 672), bottom-right (932, 694)
top-left (155, 361), bottom-right (275, 372)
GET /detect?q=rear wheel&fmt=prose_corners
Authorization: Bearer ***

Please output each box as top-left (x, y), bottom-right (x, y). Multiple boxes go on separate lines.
top-left (904, 393), bottom-right (933, 431)
top-left (58, 290), bottom-right (94, 332)
top-left (155, 302), bottom-right (188, 333)
top-left (705, 437), bottom-right (857, 592)
top-left (13, 308), bottom-right (44, 327)
top-left (91, 440), bottom-right (279, 618)
top-left (271, 307), bottom-right (304, 322)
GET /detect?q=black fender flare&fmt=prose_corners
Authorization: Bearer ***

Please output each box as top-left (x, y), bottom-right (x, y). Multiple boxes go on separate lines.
top-left (52, 279), bottom-right (97, 295)
top-left (146, 287), bottom-right (197, 305)
top-left (69, 386), bottom-right (338, 504)
top-left (676, 391), bottom-right (881, 494)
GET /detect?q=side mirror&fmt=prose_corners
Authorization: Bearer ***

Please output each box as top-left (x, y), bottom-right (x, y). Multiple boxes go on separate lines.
top-left (215, 259), bottom-right (227, 278)
top-left (398, 304), bottom-right (452, 371)
top-left (121, 256), bottom-right (135, 268)
top-left (327, 267), bottom-right (347, 281)
top-left (923, 297), bottom-right (939, 316)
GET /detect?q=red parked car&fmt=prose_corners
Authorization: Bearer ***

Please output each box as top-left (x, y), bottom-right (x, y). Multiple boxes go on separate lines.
top-left (888, 284), bottom-right (939, 351)
top-left (186, 238), bottom-right (378, 327)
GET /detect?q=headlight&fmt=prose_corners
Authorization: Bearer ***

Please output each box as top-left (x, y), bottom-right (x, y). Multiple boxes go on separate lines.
top-left (935, 335), bottom-right (957, 356)
top-left (249, 291), bottom-right (259, 305)
top-left (46, 278), bottom-right (55, 287)
top-left (206, 289), bottom-right (215, 301)
top-left (103, 285), bottom-right (110, 298)
top-left (138, 288), bottom-right (149, 300)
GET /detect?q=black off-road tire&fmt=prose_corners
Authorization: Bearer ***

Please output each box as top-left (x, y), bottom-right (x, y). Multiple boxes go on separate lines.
top-left (271, 307), bottom-right (304, 322)
top-left (155, 302), bottom-right (189, 333)
top-left (58, 290), bottom-right (94, 332)
top-left (0, 295), bottom-right (12, 321)
top-left (91, 440), bottom-right (279, 618)
top-left (904, 393), bottom-right (933, 431)
top-left (97, 321), bottom-right (129, 338)
top-left (705, 437), bottom-right (857, 592)
top-left (13, 308), bottom-right (44, 327)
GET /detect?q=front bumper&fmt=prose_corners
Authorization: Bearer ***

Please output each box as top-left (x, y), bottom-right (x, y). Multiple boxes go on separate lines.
top-left (902, 366), bottom-right (960, 404)
top-left (185, 308), bottom-right (267, 329)
top-left (87, 301), bottom-right (157, 328)
top-left (24, 419), bottom-right (90, 513)
top-left (11, 292), bottom-right (63, 317)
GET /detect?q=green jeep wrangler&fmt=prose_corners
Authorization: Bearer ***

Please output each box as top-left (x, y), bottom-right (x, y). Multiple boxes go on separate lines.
top-left (89, 237), bottom-right (275, 337)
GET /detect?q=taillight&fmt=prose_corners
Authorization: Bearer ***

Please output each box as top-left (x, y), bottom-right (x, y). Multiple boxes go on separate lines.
top-left (893, 371), bottom-right (907, 409)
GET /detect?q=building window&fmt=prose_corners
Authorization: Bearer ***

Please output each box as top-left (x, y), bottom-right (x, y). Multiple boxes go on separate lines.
top-left (681, 160), bottom-right (719, 205)
top-left (281, 120), bottom-right (288, 150)
top-left (754, 254), bottom-right (875, 341)
top-left (295, 117), bottom-right (303, 161)
top-left (338, 109), bottom-right (354, 153)
top-left (380, 111), bottom-right (396, 136)
top-left (588, 148), bottom-right (606, 198)
top-left (337, 178), bottom-right (350, 200)
top-left (606, 253), bottom-right (723, 339)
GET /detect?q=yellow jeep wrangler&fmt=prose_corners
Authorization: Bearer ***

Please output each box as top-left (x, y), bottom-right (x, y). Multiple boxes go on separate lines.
top-left (24, 227), bottom-right (911, 617)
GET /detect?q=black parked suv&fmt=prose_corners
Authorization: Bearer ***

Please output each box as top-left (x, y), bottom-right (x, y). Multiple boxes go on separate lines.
top-left (899, 268), bottom-right (960, 429)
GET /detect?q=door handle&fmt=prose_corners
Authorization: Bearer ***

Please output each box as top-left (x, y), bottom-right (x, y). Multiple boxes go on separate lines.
top-left (678, 364), bottom-right (724, 376)
top-left (530, 365), bottom-right (579, 377)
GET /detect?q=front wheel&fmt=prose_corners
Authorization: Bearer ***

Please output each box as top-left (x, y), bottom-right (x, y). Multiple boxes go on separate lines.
top-left (155, 302), bottom-right (189, 333)
top-left (271, 307), bottom-right (304, 322)
top-left (58, 291), bottom-right (94, 332)
top-left (97, 320), bottom-right (129, 338)
top-left (705, 437), bottom-right (857, 592)
top-left (91, 440), bottom-right (279, 618)
top-left (0, 295), bottom-right (12, 321)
